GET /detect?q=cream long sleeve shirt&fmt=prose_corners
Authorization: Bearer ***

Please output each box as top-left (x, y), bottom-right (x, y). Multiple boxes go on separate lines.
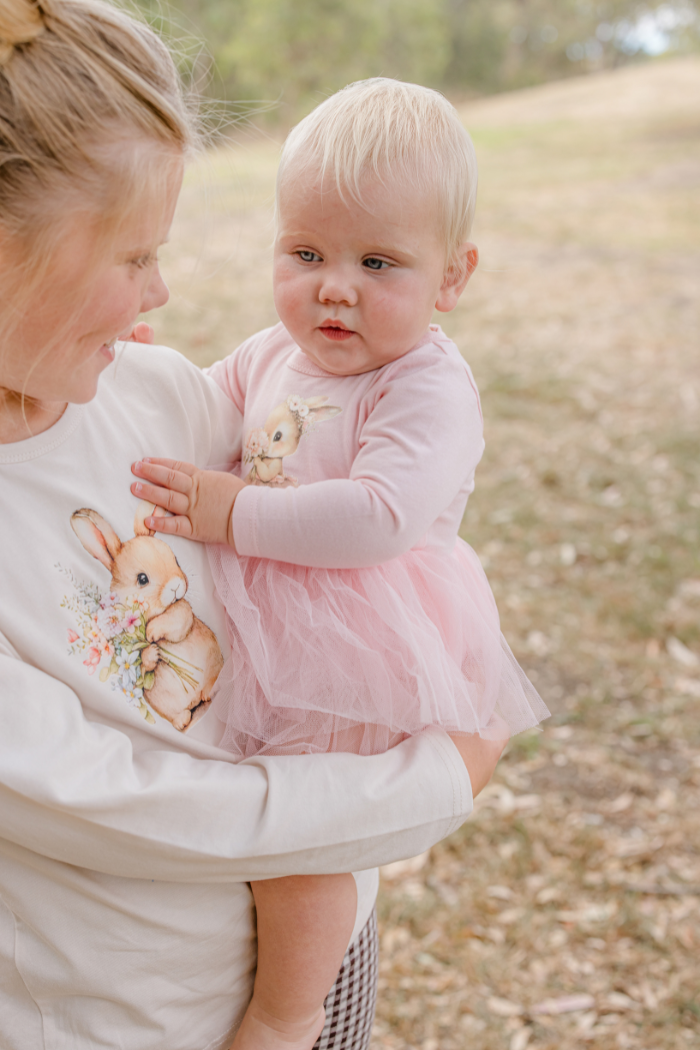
top-left (0, 343), bottom-right (474, 1050)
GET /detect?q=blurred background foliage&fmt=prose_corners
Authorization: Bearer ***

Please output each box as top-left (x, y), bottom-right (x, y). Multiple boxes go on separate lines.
top-left (134, 0), bottom-right (699, 119)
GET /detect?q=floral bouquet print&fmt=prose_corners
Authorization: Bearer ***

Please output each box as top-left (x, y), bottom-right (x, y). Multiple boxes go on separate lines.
top-left (60, 567), bottom-right (203, 724)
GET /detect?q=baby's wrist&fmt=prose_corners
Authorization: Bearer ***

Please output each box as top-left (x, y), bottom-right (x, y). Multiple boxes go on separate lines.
top-left (224, 476), bottom-right (245, 550)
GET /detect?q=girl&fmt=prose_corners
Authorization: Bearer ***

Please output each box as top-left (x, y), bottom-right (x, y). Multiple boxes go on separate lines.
top-left (0, 6), bottom-right (506, 1048)
top-left (132, 79), bottom-right (548, 1050)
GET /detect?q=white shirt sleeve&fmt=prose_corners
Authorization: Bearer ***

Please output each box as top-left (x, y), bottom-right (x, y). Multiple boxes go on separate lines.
top-left (0, 638), bottom-right (472, 882)
top-left (231, 352), bottom-right (484, 568)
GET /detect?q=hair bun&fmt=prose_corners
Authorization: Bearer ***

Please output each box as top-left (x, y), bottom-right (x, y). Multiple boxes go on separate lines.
top-left (0, 0), bottom-right (47, 64)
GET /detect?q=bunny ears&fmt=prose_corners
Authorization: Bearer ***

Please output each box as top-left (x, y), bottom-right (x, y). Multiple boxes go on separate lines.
top-left (71, 502), bottom-right (172, 570)
top-left (285, 394), bottom-right (341, 435)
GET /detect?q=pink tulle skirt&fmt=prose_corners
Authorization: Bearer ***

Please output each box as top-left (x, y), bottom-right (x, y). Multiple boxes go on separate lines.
top-left (208, 540), bottom-right (549, 758)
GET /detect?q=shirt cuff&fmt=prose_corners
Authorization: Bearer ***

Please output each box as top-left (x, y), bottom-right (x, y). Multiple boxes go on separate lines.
top-left (231, 484), bottom-right (260, 557)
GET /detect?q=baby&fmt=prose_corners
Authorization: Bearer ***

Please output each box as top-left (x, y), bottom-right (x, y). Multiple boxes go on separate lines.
top-left (132, 79), bottom-right (548, 1050)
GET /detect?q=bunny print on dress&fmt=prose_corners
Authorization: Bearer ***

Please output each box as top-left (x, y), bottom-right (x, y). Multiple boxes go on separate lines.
top-left (68, 501), bottom-right (223, 732)
top-left (243, 394), bottom-right (341, 487)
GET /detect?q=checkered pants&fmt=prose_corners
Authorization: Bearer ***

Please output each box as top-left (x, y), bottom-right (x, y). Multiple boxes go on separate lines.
top-left (313, 907), bottom-right (379, 1050)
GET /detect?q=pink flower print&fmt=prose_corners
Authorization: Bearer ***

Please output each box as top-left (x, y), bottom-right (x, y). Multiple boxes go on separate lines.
top-left (83, 647), bottom-right (101, 675)
top-left (99, 637), bottom-right (114, 658)
top-left (286, 395), bottom-right (303, 413)
top-left (297, 403), bottom-right (309, 419)
top-left (245, 427), bottom-right (270, 459)
top-left (119, 611), bottom-right (140, 634)
top-left (67, 629), bottom-right (79, 644)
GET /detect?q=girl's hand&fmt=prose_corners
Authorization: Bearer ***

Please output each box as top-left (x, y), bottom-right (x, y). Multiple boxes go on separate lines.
top-left (131, 458), bottom-right (244, 548)
top-left (448, 717), bottom-right (509, 798)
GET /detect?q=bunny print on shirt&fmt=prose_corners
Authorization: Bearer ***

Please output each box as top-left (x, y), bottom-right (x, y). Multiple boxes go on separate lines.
top-left (243, 394), bottom-right (341, 488)
top-left (61, 500), bottom-right (223, 732)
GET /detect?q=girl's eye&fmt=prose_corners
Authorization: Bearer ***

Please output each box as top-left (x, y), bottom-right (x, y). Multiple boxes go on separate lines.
top-left (131, 253), bottom-right (156, 269)
top-left (363, 257), bottom-right (388, 271)
top-left (297, 250), bottom-right (321, 263)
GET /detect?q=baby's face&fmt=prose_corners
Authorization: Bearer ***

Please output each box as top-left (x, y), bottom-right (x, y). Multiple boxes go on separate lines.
top-left (273, 171), bottom-right (466, 376)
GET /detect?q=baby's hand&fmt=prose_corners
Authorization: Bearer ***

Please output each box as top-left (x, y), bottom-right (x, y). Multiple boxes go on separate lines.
top-left (131, 458), bottom-right (245, 548)
top-left (125, 322), bottom-right (155, 344)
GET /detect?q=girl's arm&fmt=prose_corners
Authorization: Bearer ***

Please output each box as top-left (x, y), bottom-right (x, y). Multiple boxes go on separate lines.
top-left (0, 633), bottom-right (503, 883)
top-left (131, 349), bottom-right (484, 567)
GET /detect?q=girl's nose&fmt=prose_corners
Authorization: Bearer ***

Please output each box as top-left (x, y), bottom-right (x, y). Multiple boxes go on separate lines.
top-left (318, 267), bottom-right (358, 307)
top-left (141, 263), bottom-right (170, 314)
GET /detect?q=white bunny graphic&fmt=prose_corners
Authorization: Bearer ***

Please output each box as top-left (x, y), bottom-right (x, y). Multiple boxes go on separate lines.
top-left (70, 502), bottom-right (223, 732)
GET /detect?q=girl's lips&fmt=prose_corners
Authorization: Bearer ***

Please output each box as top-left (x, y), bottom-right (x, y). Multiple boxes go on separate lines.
top-left (319, 326), bottom-right (354, 341)
top-left (100, 339), bottom-right (117, 362)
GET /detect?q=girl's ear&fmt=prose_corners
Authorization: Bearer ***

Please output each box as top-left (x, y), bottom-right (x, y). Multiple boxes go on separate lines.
top-left (435, 242), bottom-right (479, 313)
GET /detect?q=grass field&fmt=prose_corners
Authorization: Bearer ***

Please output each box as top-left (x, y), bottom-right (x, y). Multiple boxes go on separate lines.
top-left (155, 57), bottom-right (700, 1050)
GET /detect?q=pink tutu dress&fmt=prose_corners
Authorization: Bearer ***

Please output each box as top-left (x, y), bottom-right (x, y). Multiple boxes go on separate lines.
top-left (206, 323), bottom-right (549, 758)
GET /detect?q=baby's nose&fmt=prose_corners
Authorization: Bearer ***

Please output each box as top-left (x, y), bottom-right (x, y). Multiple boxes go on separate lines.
top-left (319, 268), bottom-right (358, 307)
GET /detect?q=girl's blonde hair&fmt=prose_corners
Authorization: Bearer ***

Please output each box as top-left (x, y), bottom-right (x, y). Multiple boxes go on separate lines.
top-left (278, 78), bottom-right (478, 271)
top-left (0, 0), bottom-right (195, 339)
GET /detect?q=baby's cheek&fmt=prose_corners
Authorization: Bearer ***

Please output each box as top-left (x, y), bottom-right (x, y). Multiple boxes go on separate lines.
top-left (274, 281), bottom-right (308, 334)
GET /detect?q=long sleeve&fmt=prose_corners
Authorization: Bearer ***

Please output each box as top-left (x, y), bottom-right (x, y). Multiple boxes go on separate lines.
top-left (231, 346), bottom-right (484, 568)
top-left (0, 638), bottom-right (472, 883)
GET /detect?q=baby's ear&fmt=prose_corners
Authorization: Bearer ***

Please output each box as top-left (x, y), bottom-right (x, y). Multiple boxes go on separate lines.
top-left (435, 242), bottom-right (479, 313)
top-left (71, 509), bottom-right (122, 571)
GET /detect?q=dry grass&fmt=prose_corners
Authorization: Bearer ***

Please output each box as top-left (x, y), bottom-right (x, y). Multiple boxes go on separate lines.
top-left (155, 57), bottom-right (700, 1050)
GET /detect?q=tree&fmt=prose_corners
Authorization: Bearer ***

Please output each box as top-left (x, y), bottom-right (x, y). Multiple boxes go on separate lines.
top-left (131, 0), bottom-right (700, 117)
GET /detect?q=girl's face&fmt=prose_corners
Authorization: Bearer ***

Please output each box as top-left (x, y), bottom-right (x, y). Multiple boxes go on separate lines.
top-left (0, 152), bottom-right (183, 419)
top-left (273, 171), bottom-right (477, 376)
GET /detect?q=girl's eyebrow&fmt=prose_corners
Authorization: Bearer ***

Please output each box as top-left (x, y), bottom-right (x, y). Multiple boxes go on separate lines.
top-left (117, 235), bottom-right (171, 259)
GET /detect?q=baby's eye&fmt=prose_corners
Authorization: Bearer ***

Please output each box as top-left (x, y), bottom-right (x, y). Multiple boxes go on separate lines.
top-left (363, 257), bottom-right (389, 271)
top-left (297, 250), bottom-right (321, 263)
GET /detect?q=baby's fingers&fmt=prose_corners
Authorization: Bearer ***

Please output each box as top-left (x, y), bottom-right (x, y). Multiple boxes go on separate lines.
top-left (132, 458), bottom-right (196, 493)
top-left (131, 478), bottom-right (191, 516)
top-left (143, 513), bottom-right (194, 538)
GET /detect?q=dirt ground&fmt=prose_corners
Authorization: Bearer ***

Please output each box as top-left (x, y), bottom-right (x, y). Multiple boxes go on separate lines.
top-left (155, 56), bottom-right (700, 1050)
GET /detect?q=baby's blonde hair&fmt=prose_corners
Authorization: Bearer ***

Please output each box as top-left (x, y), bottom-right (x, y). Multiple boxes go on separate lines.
top-left (278, 78), bottom-right (478, 272)
top-left (0, 0), bottom-right (195, 334)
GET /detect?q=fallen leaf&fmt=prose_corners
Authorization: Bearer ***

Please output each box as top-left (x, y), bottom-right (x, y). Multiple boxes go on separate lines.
top-left (556, 903), bottom-right (617, 924)
top-left (487, 885), bottom-right (514, 900)
top-left (487, 996), bottom-right (524, 1017)
top-left (496, 907), bottom-right (526, 925)
top-left (667, 637), bottom-right (700, 667)
top-left (607, 792), bottom-right (634, 813)
top-left (604, 992), bottom-right (638, 1011)
top-left (510, 1027), bottom-right (532, 1050)
top-left (530, 994), bottom-right (596, 1015)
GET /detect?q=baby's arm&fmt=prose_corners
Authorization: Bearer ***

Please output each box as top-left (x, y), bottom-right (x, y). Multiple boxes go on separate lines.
top-left (131, 348), bottom-right (483, 561)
